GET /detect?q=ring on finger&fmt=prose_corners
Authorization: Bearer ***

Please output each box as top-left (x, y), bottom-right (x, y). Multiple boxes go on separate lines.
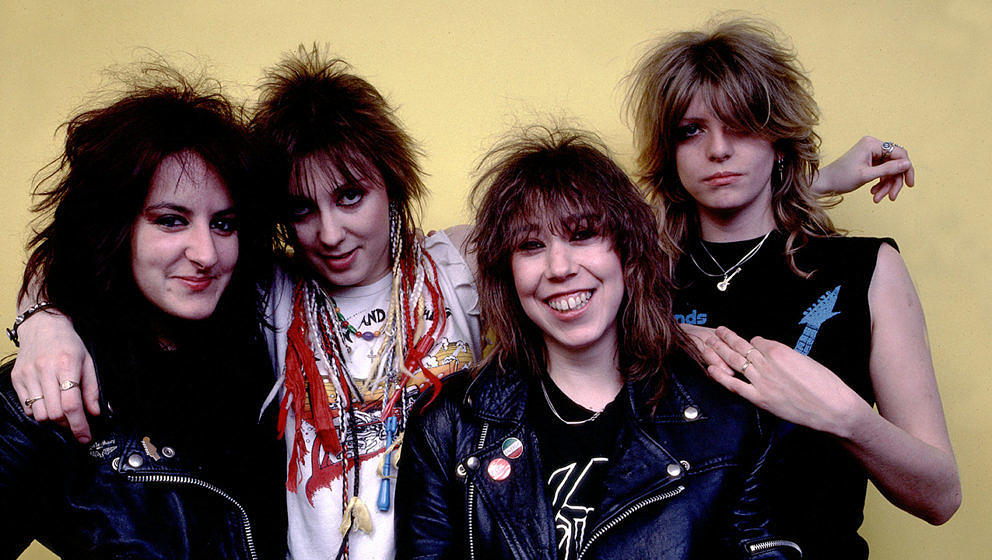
top-left (741, 360), bottom-right (752, 374)
top-left (24, 395), bottom-right (44, 407)
top-left (744, 347), bottom-right (757, 360)
top-left (60, 380), bottom-right (80, 391)
top-left (880, 141), bottom-right (898, 162)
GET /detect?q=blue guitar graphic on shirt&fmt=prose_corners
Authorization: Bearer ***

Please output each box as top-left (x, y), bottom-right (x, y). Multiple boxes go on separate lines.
top-left (793, 285), bottom-right (842, 356)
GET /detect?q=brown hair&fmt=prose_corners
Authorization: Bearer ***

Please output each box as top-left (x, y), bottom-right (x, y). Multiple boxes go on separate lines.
top-left (470, 126), bottom-right (693, 399)
top-left (626, 18), bottom-right (837, 276)
top-left (251, 45), bottom-right (424, 265)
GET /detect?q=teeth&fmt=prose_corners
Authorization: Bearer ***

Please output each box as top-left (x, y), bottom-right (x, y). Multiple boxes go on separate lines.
top-left (548, 291), bottom-right (592, 312)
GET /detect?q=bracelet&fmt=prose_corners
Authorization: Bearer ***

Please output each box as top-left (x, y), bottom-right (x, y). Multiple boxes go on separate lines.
top-left (7, 301), bottom-right (55, 347)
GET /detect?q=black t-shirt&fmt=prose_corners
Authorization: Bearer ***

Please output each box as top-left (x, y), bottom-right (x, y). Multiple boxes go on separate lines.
top-left (529, 378), bottom-right (624, 560)
top-left (674, 232), bottom-right (893, 560)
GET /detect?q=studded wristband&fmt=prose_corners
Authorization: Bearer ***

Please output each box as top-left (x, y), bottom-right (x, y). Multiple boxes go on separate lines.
top-left (7, 301), bottom-right (55, 347)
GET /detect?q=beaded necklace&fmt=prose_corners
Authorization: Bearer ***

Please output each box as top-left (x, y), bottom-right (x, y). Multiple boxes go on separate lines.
top-left (276, 210), bottom-right (447, 560)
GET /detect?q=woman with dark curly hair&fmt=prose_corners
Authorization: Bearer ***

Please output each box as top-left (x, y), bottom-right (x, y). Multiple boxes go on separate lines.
top-left (0, 65), bottom-right (285, 559)
top-left (627, 18), bottom-right (960, 559)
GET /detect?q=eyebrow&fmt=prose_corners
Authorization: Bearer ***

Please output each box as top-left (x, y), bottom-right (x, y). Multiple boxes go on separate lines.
top-left (144, 203), bottom-right (236, 216)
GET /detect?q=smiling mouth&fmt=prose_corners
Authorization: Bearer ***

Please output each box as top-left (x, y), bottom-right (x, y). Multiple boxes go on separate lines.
top-left (546, 290), bottom-right (593, 312)
top-left (325, 248), bottom-right (356, 260)
top-left (177, 276), bottom-right (215, 291)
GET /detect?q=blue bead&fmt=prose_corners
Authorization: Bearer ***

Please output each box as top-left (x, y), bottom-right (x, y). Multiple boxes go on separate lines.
top-left (362, 331), bottom-right (375, 341)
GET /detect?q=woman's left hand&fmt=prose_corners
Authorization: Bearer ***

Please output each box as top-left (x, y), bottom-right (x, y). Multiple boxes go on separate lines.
top-left (814, 135), bottom-right (915, 202)
top-left (703, 326), bottom-right (871, 437)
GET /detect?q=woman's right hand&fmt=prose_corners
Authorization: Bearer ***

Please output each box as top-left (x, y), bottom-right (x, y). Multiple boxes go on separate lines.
top-left (10, 309), bottom-right (99, 443)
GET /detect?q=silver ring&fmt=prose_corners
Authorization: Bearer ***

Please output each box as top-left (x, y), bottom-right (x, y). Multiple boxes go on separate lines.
top-left (24, 395), bottom-right (44, 407)
top-left (741, 360), bottom-right (751, 374)
top-left (879, 141), bottom-right (900, 162)
top-left (60, 380), bottom-right (79, 391)
top-left (744, 348), bottom-right (757, 360)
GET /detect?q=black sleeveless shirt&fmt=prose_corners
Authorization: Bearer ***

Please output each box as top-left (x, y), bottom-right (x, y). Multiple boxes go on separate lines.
top-left (674, 232), bottom-right (895, 560)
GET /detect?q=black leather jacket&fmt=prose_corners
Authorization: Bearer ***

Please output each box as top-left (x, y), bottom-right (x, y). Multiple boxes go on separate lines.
top-left (395, 362), bottom-right (802, 560)
top-left (0, 361), bottom-right (284, 560)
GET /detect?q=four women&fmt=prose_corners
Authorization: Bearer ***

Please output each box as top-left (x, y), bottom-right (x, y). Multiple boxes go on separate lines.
top-left (4, 16), bottom-right (956, 560)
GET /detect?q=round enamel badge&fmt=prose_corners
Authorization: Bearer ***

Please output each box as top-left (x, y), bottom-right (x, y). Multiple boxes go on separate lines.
top-left (501, 437), bottom-right (524, 460)
top-left (487, 458), bottom-right (512, 481)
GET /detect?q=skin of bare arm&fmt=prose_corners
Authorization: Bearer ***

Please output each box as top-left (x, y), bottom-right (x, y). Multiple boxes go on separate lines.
top-left (812, 136), bottom-right (915, 202)
top-left (11, 295), bottom-right (99, 443)
top-left (703, 244), bottom-right (961, 524)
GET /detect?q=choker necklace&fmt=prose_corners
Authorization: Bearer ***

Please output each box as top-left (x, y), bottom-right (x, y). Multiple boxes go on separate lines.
top-left (689, 231), bottom-right (772, 292)
top-left (540, 379), bottom-right (601, 425)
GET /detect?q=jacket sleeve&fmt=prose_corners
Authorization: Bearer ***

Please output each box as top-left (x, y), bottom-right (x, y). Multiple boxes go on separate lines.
top-left (727, 412), bottom-right (803, 560)
top-left (0, 376), bottom-right (59, 557)
top-left (394, 396), bottom-right (464, 560)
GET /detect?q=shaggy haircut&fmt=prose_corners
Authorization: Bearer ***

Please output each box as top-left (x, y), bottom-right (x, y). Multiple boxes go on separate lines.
top-left (21, 63), bottom-right (267, 334)
top-left (252, 45), bottom-right (425, 265)
top-left (470, 126), bottom-right (693, 399)
top-left (626, 18), bottom-right (837, 276)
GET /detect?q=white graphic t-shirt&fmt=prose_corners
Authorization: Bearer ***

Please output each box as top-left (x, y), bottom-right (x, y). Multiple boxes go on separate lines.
top-left (263, 231), bottom-right (481, 560)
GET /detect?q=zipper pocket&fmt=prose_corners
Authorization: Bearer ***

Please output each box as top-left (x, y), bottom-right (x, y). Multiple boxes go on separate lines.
top-left (747, 538), bottom-right (803, 557)
top-left (467, 421), bottom-right (490, 560)
top-left (576, 484), bottom-right (685, 560)
top-left (125, 472), bottom-right (259, 560)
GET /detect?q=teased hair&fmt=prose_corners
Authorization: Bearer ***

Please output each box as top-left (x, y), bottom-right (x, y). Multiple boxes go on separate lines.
top-left (626, 17), bottom-right (837, 277)
top-left (470, 125), bottom-right (694, 400)
top-left (21, 62), bottom-right (268, 334)
top-left (251, 45), bottom-right (424, 265)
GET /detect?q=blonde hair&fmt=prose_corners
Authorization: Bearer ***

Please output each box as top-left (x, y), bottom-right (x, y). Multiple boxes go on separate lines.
top-left (626, 18), bottom-right (837, 277)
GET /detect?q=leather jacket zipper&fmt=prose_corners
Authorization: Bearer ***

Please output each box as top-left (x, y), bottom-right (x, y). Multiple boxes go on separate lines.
top-left (124, 472), bottom-right (259, 560)
top-left (746, 538), bottom-right (803, 557)
top-left (467, 421), bottom-right (490, 560)
top-left (575, 484), bottom-right (685, 560)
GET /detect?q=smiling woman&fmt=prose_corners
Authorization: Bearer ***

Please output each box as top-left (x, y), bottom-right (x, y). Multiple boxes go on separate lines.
top-left (395, 126), bottom-right (802, 560)
top-left (0, 65), bottom-right (285, 559)
top-left (131, 151), bottom-right (239, 320)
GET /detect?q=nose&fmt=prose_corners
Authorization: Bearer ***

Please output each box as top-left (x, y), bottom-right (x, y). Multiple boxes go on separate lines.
top-left (545, 238), bottom-right (577, 280)
top-left (317, 209), bottom-right (346, 248)
top-left (185, 223), bottom-right (219, 269)
top-left (706, 127), bottom-right (733, 162)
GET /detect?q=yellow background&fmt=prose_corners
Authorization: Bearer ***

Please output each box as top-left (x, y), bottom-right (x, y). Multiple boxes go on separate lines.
top-left (3, 1), bottom-right (989, 558)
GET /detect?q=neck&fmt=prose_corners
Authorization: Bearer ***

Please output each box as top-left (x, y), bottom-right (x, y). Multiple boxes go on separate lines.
top-left (697, 200), bottom-right (776, 242)
top-left (544, 334), bottom-right (622, 412)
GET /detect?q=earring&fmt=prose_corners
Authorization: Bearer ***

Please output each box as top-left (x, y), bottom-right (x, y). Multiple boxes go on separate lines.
top-left (775, 158), bottom-right (784, 186)
top-left (389, 202), bottom-right (400, 261)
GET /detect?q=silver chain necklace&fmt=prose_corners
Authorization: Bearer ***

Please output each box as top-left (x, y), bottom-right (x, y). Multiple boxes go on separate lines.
top-left (540, 379), bottom-right (602, 425)
top-left (688, 231), bottom-right (772, 292)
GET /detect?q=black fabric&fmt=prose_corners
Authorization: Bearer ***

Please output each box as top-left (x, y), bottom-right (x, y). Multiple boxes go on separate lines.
top-left (529, 378), bottom-right (623, 560)
top-left (0, 314), bottom-right (286, 559)
top-left (674, 233), bottom-right (894, 560)
top-left (395, 360), bottom-right (802, 560)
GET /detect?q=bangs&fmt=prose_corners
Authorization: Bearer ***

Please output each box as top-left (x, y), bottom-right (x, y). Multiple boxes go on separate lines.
top-left (289, 149), bottom-right (381, 199)
top-left (696, 78), bottom-right (772, 137)
top-left (500, 182), bottom-right (611, 249)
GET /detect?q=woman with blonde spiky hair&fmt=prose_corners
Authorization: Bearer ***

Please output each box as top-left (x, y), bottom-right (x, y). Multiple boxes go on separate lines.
top-left (627, 18), bottom-right (960, 559)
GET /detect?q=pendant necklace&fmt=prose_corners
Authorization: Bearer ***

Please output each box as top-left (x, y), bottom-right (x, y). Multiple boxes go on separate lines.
top-left (540, 379), bottom-right (601, 425)
top-left (689, 231), bottom-right (772, 292)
